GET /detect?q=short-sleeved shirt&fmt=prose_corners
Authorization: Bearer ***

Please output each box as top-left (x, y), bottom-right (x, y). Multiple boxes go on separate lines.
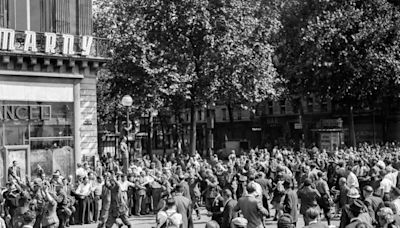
top-left (156, 210), bottom-right (183, 228)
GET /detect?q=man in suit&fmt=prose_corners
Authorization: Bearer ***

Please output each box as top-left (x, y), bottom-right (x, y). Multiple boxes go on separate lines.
top-left (298, 178), bottom-right (321, 225)
top-left (304, 207), bottom-right (328, 228)
top-left (8, 161), bottom-right (21, 181)
top-left (363, 185), bottom-right (384, 223)
top-left (174, 184), bottom-right (193, 228)
top-left (283, 180), bottom-right (298, 227)
top-left (255, 172), bottom-right (271, 218)
top-left (218, 189), bottom-right (237, 228)
top-left (233, 183), bottom-right (269, 228)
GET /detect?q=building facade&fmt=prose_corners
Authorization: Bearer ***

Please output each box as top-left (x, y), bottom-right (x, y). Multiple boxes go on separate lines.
top-left (0, 0), bottom-right (107, 185)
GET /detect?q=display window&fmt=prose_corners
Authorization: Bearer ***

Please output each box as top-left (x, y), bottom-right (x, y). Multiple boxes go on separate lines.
top-left (0, 101), bottom-right (74, 183)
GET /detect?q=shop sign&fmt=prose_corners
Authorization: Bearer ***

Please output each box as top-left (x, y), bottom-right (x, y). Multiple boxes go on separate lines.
top-left (0, 28), bottom-right (93, 56)
top-left (321, 118), bottom-right (343, 128)
top-left (0, 105), bottom-right (51, 121)
top-left (294, 123), bottom-right (302, 129)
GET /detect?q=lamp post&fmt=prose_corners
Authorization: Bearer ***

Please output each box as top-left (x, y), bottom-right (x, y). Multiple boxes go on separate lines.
top-left (121, 95), bottom-right (133, 132)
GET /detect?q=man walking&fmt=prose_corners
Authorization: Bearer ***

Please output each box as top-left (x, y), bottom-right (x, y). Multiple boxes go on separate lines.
top-left (233, 183), bottom-right (269, 228)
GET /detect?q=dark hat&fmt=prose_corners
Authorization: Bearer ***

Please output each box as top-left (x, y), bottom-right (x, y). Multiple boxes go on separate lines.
top-left (363, 185), bottom-right (374, 193)
top-left (278, 214), bottom-right (294, 228)
top-left (303, 178), bottom-right (312, 187)
top-left (350, 199), bottom-right (365, 214)
top-left (391, 187), bottom-right (400, 197)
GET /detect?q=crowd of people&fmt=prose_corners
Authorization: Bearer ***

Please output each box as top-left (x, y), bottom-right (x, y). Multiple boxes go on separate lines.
top-left (3, 141), bottom-right (400, 228)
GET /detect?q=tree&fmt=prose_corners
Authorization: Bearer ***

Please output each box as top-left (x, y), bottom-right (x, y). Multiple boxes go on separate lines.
top-left (277, 0), bottom-right (400, 146)
top-left (210, 0), bottom-right (283, 133)
top-left (94, 0), bottom-right (283, 155)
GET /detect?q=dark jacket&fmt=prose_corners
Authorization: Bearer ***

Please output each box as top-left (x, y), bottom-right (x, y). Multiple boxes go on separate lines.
top-left (233, 194), bottom-right (269, 228)
top-left (221, 199), bottom-right (238, 228)
top-left (283, 189), bottom-right (298, 222)
top-left (174, 194), bottom-right (193, 228)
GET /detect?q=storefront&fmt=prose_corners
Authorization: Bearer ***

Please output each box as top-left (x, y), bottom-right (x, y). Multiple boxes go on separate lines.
top-left (0, 28), bottom-right (108, 185)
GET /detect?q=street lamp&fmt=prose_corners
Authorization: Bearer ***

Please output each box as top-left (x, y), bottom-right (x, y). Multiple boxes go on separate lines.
top-left (121, 95), bottom-right (133, 136)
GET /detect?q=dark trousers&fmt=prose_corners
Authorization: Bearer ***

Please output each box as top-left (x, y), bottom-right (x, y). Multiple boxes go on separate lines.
top-left (93, 196), bottom-right (102, 222)
top-left (78, 197), bottom-right (90, 224)
top-left (135, 194), bottom-right (144, 215)
top-left (152, 188), bottom-right (163, 212)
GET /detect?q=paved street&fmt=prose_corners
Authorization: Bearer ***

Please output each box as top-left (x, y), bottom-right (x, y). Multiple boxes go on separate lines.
top-left (71, 209), bottom-right (340, 228)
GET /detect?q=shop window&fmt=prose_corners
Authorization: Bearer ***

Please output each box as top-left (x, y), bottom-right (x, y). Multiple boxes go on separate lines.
top-left (321, 99), bottom-right (328, 112)
top-left (198, 110), bottom-right (202, 121)
top-left (268, 101), bottom-right (273, 114)
top-left (0, 101), bottom-right (74, 179)
top-left (280, 100), bottom-right (286, 114)
top-left (222, 108), bottom-right (227, 121)
top-left (307, 97), bottom-right (314, 113)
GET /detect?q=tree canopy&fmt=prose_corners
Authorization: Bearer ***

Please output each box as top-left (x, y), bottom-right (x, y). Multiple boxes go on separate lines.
top-left (94, 0), bottom-right (282, 153)
top-left (277, 0), bottom-right (400, 106)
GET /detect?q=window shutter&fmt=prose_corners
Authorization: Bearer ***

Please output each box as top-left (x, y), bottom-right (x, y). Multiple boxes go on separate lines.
top-left (77, 0), bottom-right (92, 35)
top-left (55, 0), bottom-right (70, 34)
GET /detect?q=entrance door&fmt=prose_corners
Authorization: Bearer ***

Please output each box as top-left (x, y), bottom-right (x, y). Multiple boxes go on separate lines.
top-left (5, 145), bottom-right (30, 182)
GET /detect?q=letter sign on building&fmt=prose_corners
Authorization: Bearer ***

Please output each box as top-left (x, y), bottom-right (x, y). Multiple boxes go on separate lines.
top-left (81, 35), bottom-right (93, 56)
top-left (24, 31), bottom-right (38, 52)
top-left (62, 34), bottom-right (75, 55)
top-left (44, 32), bottom-right (57, 53)
top-left (0, 28), bottom-right (15, 50)
top-left (0, 27), bottom-right (97, 57)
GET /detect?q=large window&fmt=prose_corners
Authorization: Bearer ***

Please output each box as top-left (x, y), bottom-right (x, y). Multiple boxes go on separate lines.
top-left (0, 101), bottom-right (74, 178)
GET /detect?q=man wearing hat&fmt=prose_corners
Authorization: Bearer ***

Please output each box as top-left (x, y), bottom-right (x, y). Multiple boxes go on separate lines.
top-left (282, 180), bottom-right (298, 226)
top-left (173, 184), bottom-right (193, 228)
top-left (363, 185), bottom-right (384, 222)
top-left (233, 184), bottom-right (269, 228)
top-left (339, 189), bottom-right (371, 228)
top-left (298, 178), bottom-right (321, 225)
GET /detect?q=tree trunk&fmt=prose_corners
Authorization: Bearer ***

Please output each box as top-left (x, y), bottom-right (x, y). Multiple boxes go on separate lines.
top-left (161, 116), bottom-right (167, 158)
top-left (349, 106), bottom-right (356, 148)
top-left (189, 104), bottom-right (197, 156)
top-left (227, 103), bottom-right (234, 139)
top-left (147, 114), bottom-right (154, 159)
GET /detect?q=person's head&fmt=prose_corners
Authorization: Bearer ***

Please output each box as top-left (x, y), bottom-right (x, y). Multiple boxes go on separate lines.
top-left (205, 220), bottom-right (220, 228)
top-left (391, 187), bottom-right (400, 200)
top-left (175, 184), bottom-right (184, 194)
top-left (222, 189), bottom-right (233, 201)
top-left (283, 180), bottom-right (292, 190)
top-left (347, 187), bottom-right (360, 203)
top-left (317, 171), bottom-right (324, 179)
top-left (23, 211), bottom-right (36, 226)
top-left (97, 176), bottom-right (103, 184)
top-left (303, 178), bottom-right (312, 187)
top-left (82, 176), bottom-right (88, 184)
top-left (166, 198), bottom-right (176, 210)
top-left (363, 185), bottom-right (374, 198)
top-left (13, 160), bottom-right (17, 167)
top-left (306, 207), bottom-right (320, 222)
top-left (246, 183), bottom-right (256, 194)
top-left (19, 197), bottom-right (30, 207)
top-left (378, 207), bottom-right (394, 226)
top-left (349, 199), bottom-right (365, 217)
top-left (339, 177), bottom-right (347, 186)
top-left (277, 214), bottom-right (294, 228)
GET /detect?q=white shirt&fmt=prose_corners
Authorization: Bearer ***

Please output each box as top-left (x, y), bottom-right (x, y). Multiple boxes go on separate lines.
top-left (120, 180), bottom-right (135, 192)
top-left (380, 178), bottom-right (393, 194)
top-left (347, 172), bottom-right (359, 188)
top-left (76, 182), bottom-right (91, 196)
top-left (156, 209), bottom-right (183, 228)
top-left (76, 167), bottom-right (87, 177)
top-left (393, 198), bottom-right (400, 215)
